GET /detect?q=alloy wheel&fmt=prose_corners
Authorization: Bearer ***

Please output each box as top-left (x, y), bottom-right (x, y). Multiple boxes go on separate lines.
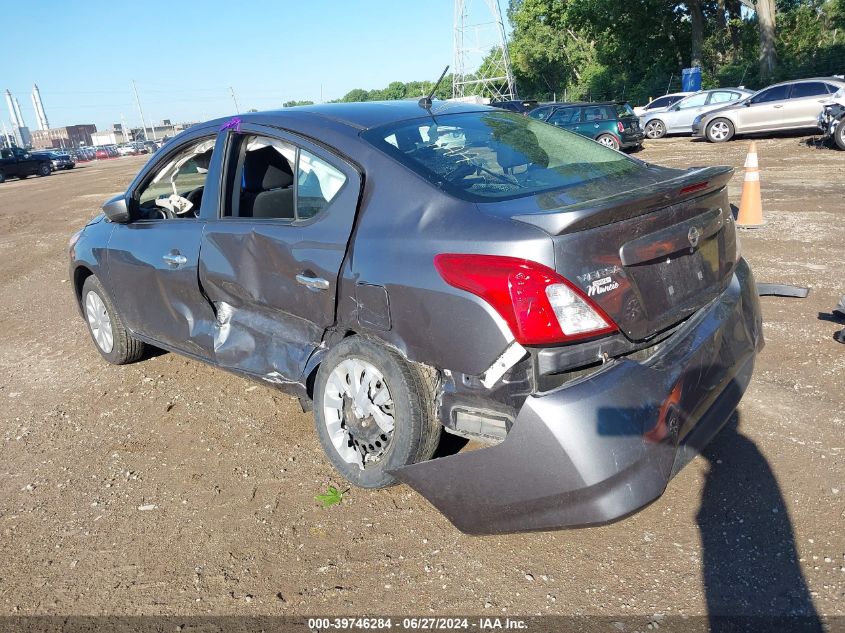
top-left (598, 135), bottom-right (619, 149)
top-left (645, 120), bottom-right (665, 139)
top-left (85, 290), bottom-right (114, 353)
top-left (709, 121), bottom-right (730, 141)
top-left (322, 358), bottom-right (395, 469)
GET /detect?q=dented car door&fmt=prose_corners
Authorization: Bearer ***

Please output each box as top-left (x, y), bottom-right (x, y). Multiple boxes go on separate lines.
top-left (198, 123), bottom-right (361, 385)
top-left (105, 129), bottom-right (225, 357)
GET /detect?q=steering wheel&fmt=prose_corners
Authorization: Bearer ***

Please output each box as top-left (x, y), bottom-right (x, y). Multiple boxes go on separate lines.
top-left (185, 186), bottom-right (204, 212)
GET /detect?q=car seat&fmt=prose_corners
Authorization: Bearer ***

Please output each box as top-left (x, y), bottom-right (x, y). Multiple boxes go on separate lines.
top-left (240, 146), bottom-right (295, 219)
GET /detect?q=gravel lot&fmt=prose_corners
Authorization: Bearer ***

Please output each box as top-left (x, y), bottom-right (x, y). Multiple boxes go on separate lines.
top-left (0, 136), bottom-right (842, 622)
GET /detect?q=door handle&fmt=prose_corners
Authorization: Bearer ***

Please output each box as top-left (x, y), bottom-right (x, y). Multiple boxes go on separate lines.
top-left (773, 104), bottom-right (784, 108)
top-left (296, 274), bottom-right (330, 291)
top-left (162, 253), bottom-right (187, 267)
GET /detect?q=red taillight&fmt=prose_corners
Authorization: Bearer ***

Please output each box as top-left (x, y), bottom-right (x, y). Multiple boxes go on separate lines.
top-left (617, 121), bottom-right (625, 133)
top-left (433, 254), bottom-right (618, 345)
top-left (679, 181), bottom-right (709, 195)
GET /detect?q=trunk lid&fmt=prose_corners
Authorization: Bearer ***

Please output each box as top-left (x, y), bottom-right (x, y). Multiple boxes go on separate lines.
top-left (619, 115), bottom-right (641, 135)
top-left (506, 165), bottom-right (738, 342)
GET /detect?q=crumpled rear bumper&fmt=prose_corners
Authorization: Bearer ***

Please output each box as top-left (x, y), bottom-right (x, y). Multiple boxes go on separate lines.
top-left (393, 259), bottom-right (763, 535)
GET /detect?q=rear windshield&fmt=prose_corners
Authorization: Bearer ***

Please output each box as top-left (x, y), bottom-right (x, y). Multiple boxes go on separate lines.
top-left (361, 111), bottom-right (643, 201)
top-left (615, 103), bottom-right (635, 117)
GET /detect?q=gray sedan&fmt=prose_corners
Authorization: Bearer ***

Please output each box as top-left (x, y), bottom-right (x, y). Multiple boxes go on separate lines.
top-left (68, 101), bottom-right (762, 534)
top-left (693, 77), bottom-right (845, 142)
top-left (641, 88), bottom-right (752, 139)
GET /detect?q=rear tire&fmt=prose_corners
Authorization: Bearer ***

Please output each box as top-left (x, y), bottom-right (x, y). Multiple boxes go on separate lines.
top-left (313, 336), bottom-right (441, 489)
top-left (81, 275), bottom-right (145, 365)
top-left (835, 121), bottom-right (845, 151)
top-left (706, 118), bottom-right (735, 143)
top-left (0, 171), bottom-right (5, 184)
top-left (644, 119), bottom-right (666, 139)
top-left (596, 134), bottom-right (620, 150)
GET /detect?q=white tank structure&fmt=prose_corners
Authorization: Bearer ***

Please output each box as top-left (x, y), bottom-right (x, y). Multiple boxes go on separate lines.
top-left (5, 89), bottom-right (23, 127)
top-left (13, 96), bottom-right (26, 129)
top-left (31, 84), bottom-right (49, 130)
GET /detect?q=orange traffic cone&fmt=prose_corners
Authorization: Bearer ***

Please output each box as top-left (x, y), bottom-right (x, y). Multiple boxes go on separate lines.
top-left (736, 141), bottom-right (764, 228)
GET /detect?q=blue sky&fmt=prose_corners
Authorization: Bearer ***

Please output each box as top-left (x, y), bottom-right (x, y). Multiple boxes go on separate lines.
top-left (3, 0), bottom-right (474, 131)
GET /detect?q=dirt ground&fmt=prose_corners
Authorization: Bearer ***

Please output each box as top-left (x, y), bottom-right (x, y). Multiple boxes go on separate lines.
top-left (0, 135), bottom-right (843, 622)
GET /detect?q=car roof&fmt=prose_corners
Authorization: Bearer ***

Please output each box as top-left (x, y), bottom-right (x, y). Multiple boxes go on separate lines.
top-left (535, 101), bottom-right (628, 109)
top-left (254, 99), bottom-right (492, 131)
top-left (767, 76), bottom-right (845, 87)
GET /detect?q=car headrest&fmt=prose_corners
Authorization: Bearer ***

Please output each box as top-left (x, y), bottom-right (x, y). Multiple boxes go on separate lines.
top-left (243, 146), bottom-right (293, 192)
top-left (495, 129), bottom-right (549, 170)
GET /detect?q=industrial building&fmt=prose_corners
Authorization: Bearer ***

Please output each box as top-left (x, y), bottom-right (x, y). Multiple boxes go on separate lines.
top-left (31, 124), bottom-right (97, 150)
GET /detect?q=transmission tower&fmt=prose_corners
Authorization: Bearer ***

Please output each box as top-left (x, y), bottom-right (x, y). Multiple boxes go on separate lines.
top-left (452, 0), bottom-right (517, 101)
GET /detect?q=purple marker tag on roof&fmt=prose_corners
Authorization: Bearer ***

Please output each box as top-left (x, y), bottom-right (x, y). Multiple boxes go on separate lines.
top-left (220, 117), bottom-right (241, 132)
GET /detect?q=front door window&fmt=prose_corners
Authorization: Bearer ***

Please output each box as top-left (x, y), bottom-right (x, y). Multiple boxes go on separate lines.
top-left (136, 138), bottom-right (216, 220)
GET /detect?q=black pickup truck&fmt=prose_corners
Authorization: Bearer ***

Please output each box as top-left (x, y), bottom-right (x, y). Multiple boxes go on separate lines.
top-left (0, 146), bottom-right (52, 183)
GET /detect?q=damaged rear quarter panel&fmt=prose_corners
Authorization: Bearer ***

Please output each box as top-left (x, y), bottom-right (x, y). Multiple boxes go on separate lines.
top-left (335, 149), bottom-right (556, 377)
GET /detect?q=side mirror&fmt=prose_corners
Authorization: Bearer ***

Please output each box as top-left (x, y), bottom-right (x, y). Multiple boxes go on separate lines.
top-left (23, 153), bottom-right (31, 159)
top-left (102, 194), bottom-right (131, 223)
top-left (670, 105), bottom-right (681, 112)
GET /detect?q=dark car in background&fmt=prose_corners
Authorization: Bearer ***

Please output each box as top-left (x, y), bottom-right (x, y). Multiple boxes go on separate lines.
top-left (490, 99), bottom-right (539, 114)
top-left (529, 101), bottom-right (644, 150)
top-left (38, 150), bottom-right (75, 170)
top-left (68, 101), bottom-right (762, 534)
top-left (0, 146), bottom-right (52, 182)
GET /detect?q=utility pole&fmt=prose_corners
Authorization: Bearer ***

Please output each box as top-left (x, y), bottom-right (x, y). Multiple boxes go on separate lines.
top-left (131, 80), bottom-right (156, 142)
top-left (230, 86), bottom-right (240, 114)
top-left (121, 113), bottom-right (129, 143)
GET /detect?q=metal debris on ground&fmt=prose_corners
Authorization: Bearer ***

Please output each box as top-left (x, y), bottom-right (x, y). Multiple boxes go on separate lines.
top-left (756, 283), bottom-right (810, 298)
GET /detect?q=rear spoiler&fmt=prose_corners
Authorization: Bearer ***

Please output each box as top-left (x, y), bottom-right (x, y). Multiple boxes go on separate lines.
top-left (511, 166), bottom-right (733, 236)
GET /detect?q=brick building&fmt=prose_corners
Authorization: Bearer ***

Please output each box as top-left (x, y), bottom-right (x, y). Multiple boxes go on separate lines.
top-left (30, 124), bottom-right (97, 150)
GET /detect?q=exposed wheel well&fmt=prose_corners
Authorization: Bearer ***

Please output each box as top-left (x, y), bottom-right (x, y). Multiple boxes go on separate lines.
top-left (73, 266), bottom-right (94, 305)
top-left (305, 329), bottom-right (368, 399)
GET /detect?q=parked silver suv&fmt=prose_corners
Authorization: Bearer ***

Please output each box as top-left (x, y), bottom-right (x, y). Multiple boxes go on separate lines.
top-left (693, 77), bottom-right (845, 142)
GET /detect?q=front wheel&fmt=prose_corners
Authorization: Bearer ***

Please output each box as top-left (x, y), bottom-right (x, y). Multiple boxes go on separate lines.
top-left (313, 336), bottom-right (441, 489)
top-left (81, 275), bottom-right (145, 365)
top-left (834, 121), bottom-right (845, 151)
top-left (706, 118), bottom-right (735, 143)
top-left (596, 134), bottom-right (620, 150)
top-left (644, 119), bottom-right (666, 139)
top-left (37, 163), bottom-right (51, 176)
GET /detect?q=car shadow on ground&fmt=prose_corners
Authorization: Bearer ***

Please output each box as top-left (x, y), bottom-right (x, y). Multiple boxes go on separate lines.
top-left (695, 412), bottom-right (823, 632)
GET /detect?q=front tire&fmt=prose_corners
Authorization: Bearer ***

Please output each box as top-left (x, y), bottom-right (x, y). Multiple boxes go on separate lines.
top-left (596, 134), bottom-right (620, 150)
top-left (37, 163), bottom-right (51, 176)
top-left (706, 118), bottom-right (735, 143)
top-left (313, 336), bottom-right (441, 489)
top-left (644, 119), bottom-right (666, 139)
top-left (81, 275), bottom-right (145, 365)
top-left (834, 121), bottom-right (845, 151)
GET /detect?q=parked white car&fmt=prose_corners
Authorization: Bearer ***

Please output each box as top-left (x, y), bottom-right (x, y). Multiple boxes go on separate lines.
top-left (641, 88), bottom-right (752, 139)
top-left (693, 77), bottom-right (845, 142)
top-left (632, 92), bottom-right (692, 117)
